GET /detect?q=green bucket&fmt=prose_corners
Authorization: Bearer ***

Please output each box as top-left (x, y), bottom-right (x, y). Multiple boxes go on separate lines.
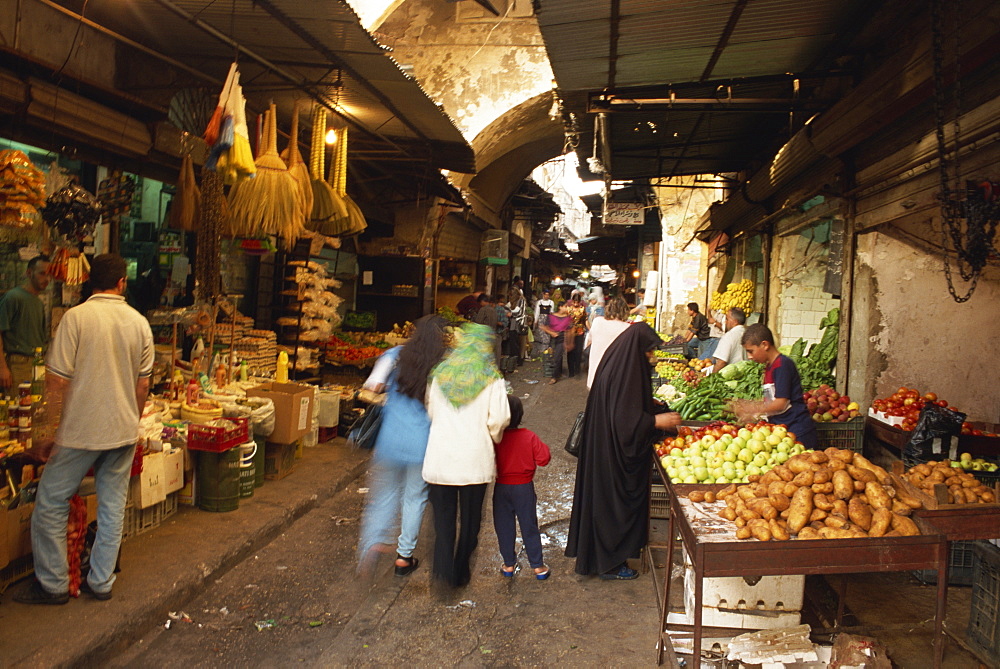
top-left (195, 447), bottom-right (241, 512)
top-left (239, 440), bottom-right (256, 499)
top-left (253, 434), bottom-right (266, 488)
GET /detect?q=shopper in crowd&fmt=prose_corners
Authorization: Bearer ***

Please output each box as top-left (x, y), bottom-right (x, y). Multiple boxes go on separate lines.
top-left (495, 295), bottom-right (512, 370)
top-left (493, 395), bottom-right (551, 580)
top-left (357, 314), bottom-right (448, 578)
top-left (17, 254), bottom-right (154, 604)
top-left (585, 296), bottom-right (632, 389)
top-left (423, 323), bottom-right (511, 589)
top-left (682, 302), bottom-right (712, 359)
top-left (472, 294), bottom-right (502, 367)
top-left (710, 307), bottom-right (748, 373)
top-left (732, 323), bottom-right (819, 450)
top-left (562, 291), bottom-right (587, 379)
top-left (532, 289), bottom-right (554, 358)
top-left (628, 288), bottom-right (647, 316)
top-left (586, 295), bottom-right (604, 329)
top-left (508, 277), bottom-right (528, 364)
top-left (566, 323), bottom-right (682, 580)
top-left (540, 302), bottom-right (573, 385)
top-left (455, 291), bottom-right (484, 320)
top-left (0, 255), bottom-right (51, 390)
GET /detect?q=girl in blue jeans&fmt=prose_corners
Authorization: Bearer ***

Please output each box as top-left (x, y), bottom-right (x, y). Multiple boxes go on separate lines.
top-left (358, 315), bottom-right (448, 577)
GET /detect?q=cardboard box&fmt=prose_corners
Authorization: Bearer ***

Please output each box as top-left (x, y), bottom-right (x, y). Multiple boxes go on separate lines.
top-left (163, 447), bottom-right (184, 494)
top-left (246, 382), bottom-right (314, 444)
top-left (6, 502), bottom-right (34, 564)
top-left (177, 470), bottom-right (196, 506)
top-left (264, 441), bottom-right (297, 480)
top-left (134, 451), bottom-right (167, 509)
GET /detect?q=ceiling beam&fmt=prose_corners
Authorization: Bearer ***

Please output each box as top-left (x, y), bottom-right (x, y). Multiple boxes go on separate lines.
top-left (701, 0), bottom-right (749, 82)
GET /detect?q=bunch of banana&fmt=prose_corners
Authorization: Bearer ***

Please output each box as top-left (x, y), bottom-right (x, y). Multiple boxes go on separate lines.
top-left (710, 278), bottom-right (754, 314)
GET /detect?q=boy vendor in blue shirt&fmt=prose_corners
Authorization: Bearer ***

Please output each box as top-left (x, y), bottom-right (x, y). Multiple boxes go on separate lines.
top-left (731, 323), bottom-right (819, 450)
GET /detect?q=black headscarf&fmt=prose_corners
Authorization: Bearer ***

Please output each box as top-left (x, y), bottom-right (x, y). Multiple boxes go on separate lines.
top-left (565, 323), bottom-right (662, 575)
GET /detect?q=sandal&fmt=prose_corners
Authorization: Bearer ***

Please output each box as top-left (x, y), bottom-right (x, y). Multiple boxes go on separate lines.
top-left (533, 566), bottom-right (550, 580)
top-left (394, 554), bottom-right (419, 577)
top-left (500, 565), bottom-right (516, 578)
top-left (547, 378), bottom-right (558, 385)
top-left (599, 564), bottom-right (639, 580)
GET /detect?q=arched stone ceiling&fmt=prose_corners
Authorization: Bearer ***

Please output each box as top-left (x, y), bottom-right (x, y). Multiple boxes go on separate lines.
top-left (455, 91), bottom-right (566, 224)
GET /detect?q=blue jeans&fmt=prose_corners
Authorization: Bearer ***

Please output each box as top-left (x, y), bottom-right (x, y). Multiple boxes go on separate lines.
top-left (32, 444), bottom-right (135, 595)
top-left (698, 337), bottom-right (720, 360)
top-left (358, 459), bottom-right (428, 560)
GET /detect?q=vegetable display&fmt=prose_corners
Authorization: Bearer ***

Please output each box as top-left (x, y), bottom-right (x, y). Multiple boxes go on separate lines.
top-left (701, 448), bottom-right (924, 541)
top-left (668, 360), bottom-right (763, 421)
top-left (785, 308), bottom-right (839, 390)
top-left (901, 460), bottom-right (997, 503)
top-left (869, 387), bottom-right (994, 435)
top-left (654, 421), bottom-right (807, 484)
top-left (804, 385), bottom-right (860, 423)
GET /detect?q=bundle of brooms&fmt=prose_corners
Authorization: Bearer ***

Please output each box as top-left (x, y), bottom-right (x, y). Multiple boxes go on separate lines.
top-left (328, 125), bottom-right (366, 236)
top-left (227, 103), bottom-right (306, 247)
top-left (307, 105), bottom-right (349, 235)
top-left (282, 100), bottom-right (313, 227)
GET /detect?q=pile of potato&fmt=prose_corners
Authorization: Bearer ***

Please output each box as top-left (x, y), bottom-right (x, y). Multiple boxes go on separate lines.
top-left (689, 448), bottom-right (923, 541)
top-left (902, 461), bottom-right (996, 504)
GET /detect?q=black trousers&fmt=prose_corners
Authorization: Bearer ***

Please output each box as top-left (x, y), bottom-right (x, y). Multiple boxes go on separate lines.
top-left (566, 340), bottom-right (583, 377)
top-left (493, 482), bottom-right (544, 568)
top-left (428, 483), bottom-right (488, 587)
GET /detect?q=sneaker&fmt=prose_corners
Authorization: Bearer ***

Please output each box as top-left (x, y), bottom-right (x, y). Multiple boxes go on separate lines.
top-left (80, 580), bottom-right (113, 601)
top-left (14, 580), bottom-right (69, 605)
top-left (599, 565), bottom-right (639, 580)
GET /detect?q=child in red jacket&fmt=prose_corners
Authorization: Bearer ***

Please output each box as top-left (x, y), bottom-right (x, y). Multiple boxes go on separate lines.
top-left (493, 395), bottom-right (552, 579)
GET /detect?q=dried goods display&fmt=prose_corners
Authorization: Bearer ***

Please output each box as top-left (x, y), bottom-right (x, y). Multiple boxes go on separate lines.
top-left (47, 247), bottom-right (91, 285)
top-left (42, 184), bottom-right (103, 241)
top-left (0, 150), bottom-right (46, 227)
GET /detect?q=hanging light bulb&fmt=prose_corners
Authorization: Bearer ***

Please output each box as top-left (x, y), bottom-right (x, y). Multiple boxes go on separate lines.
top-left (325, 128), bottom-right (337, 145)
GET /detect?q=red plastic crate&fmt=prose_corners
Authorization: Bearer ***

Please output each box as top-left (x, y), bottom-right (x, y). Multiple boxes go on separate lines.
top-left (187, 417), bottom-right (249, 453)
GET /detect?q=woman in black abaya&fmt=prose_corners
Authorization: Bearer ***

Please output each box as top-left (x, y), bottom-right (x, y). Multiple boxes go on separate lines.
top-left (565, 323), bottom-right (682, 579)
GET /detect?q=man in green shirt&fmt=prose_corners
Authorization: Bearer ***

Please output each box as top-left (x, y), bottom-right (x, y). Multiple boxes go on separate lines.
top-left (0, 255), bottom-right (50, 390)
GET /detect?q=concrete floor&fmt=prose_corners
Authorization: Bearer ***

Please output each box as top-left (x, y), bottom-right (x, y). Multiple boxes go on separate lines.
top-left (0, 356), bottom-right (993, 667)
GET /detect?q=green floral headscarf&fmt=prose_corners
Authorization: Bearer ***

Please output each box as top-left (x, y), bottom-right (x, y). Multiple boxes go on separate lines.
top-left (432, 323), bottom-right (501, 407)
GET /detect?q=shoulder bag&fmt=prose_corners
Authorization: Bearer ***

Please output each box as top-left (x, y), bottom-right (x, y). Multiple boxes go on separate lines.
top-left (565, 410), bottom-right (585, 457)
top-left (347, 401), bottom-right (384, 450)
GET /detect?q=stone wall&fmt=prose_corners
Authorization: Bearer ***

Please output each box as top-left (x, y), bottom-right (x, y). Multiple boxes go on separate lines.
top-left (770, 230), bottom-right (840, 349)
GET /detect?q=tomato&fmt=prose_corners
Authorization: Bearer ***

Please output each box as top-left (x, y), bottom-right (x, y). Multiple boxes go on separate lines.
top-left (923, 392), bottom-right (938, 402)
top-left (935, 399), bottom-right (948, 407)
top-left (897, 387), bottom-right (909, 395)
top-left (903, 398), bottom-right (915, 406)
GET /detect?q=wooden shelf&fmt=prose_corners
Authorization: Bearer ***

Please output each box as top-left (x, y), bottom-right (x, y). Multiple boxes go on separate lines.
top-left (357, 291), bottom-right (420, 298)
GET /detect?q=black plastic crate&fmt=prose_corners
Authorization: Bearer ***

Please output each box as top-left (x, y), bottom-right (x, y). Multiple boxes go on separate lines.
top-left (968, 541), bottom-right (1000, 668)
top-left (914, 540), bottom-right (980, 587)
top-left (815, 418), bottom-right (864, 453)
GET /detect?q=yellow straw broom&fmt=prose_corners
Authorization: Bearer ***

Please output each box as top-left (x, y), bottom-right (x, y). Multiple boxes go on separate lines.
top-left (284, 101), bottom-right (313, 226)
top-left (330, 126), bottom-right (367, 235)
top-left (227, 104), bottom-right (303, 244)
top-left (307, 105), bottom-right (349, 235)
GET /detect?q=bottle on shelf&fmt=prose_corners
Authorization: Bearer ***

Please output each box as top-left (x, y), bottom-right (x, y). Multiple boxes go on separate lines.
top-left (31, 347), bottom-right (45, 401)
top-left (186, 377), bottom-right (200, 406)
top-left (276, 351), bottom-right (289, 383)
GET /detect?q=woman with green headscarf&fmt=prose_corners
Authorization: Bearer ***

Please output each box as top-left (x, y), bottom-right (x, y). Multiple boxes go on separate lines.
top-left (423, 323), bottom-right (511, 588)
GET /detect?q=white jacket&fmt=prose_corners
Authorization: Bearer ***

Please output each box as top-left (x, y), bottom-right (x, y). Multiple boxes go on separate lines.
top-left (422, 377), bottom-right (511, 485)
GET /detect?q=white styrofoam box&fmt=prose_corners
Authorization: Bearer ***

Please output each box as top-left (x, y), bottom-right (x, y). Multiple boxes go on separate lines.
top-left (671, 602), bottom-right (802, 632)
top-left (301, 426), bottom-right (319, 448)
top-left (684, 566), bottom-right (804, 630)
top-left (317, 390), bottom-right (340, 427)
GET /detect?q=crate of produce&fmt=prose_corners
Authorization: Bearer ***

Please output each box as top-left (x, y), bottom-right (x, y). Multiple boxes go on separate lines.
top-left (815, 418), bottom-right (864, 453)
top-left (0, 555), bottom-right (34, 594)
top-left (650, 483), bottom-right (669, 519)
top-left (122, 492), bottom-right (179, 540)
top-left (188, 417), bottom-right (249, 453)
top-left (968, 541), bottom-right (1000, 668)
top-left (913, 540), bottom-right (980, 587)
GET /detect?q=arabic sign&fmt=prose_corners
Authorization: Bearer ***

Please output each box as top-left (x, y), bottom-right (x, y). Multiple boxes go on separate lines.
top-left (604, 201), bottom-right (644, 225)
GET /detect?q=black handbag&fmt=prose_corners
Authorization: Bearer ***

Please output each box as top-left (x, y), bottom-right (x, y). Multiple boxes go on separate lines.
top-left (347, 402), bottom-right (383, 450)
top-left (565, 410), bottom-right (585, 457)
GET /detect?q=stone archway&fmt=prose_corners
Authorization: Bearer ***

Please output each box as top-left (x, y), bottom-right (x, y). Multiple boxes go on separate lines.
top-left (456, 91), bottom-right (566, 225)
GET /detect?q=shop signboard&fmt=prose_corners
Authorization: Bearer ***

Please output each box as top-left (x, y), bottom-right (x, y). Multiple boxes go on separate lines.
top-left (604, 201), bottom-right (644, 225)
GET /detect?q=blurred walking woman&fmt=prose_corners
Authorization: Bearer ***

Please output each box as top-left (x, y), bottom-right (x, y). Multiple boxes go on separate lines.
top-left (423, 323), bottom-right (511, 587)
top-left (358, 314), bottom-right (448, 576)
top-left (566, 323), bottom-right (682, 579)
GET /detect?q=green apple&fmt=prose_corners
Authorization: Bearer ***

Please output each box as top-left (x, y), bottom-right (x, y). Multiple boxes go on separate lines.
top-left (767, 433), bottom-right (782, 446)
top-left (732, 436), bottom-right (747, 449)
top-left (960, 452), bottom-right (973, 462)
top-left (738, 448), bottom-right (753, 463)
top-left (704, 476), bottom-right (716, 484)
top-left (701, 435), bottom-right (716, 447)
top-left (716, 476), bottom-right (729, 484)
top-left (711, 467), bottom-right (725, 479)
top-left (723, 451), bottom-right (736, 462)
top-left (757, 426), bottom-right (772, 439)
top-left (746, 464), bottom-right (761, 477)
top-left (753, 453), bottom-right (768, 467)
top-left (694, 466), bottom-right (709, 480)
top-left (683, 475), bottom-right (698, 484)
top-left (748, 438), bottom-right (764, 453)
top-left (771, 426), bottom-right (788, 440)
top-left (775, 452), bottom-right (789, 464)
top-left (666, 467), bottom-right (678, 479)
top-left (738, 428), bottom-right (752, 440)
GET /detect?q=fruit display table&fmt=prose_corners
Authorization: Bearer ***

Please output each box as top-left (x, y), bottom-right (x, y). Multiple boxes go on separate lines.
top-left (649, 459), bottom-right (950, 668)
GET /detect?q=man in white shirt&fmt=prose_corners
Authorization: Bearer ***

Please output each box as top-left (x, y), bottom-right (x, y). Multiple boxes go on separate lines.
top-left (17, 254), bottom-right (154, 605)
top-left (711, 307), bottom-right (748, 373)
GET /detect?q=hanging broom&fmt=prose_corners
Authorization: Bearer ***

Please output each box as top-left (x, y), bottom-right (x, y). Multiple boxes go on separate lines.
top-left (204, 62), bottom-right (238, 146)
top-left (284, 101), bottom-right (313, 225)
top-left (168, 152), bottom-right (201, 232)
top-left (331, 126), bottom-right (367, 236)
top-left (307, 105), bottom-right (349, 235)
top-left (227, 103), bottom-right (303, 244)
top-left (216, 80), bottom-right (256, 185)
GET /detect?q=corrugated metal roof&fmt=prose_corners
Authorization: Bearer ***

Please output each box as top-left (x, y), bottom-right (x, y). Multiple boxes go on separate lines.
top-left (49, 0), bottom-right (474, 173)
top-left (536, 0), bottom-right (872, 180)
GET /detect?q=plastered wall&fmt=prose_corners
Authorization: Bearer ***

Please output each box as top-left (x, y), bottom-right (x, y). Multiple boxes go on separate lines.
top-left (377, 0), bottom-right (554, 141)
top-left (849, 231), bottom-right (1000, 422)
